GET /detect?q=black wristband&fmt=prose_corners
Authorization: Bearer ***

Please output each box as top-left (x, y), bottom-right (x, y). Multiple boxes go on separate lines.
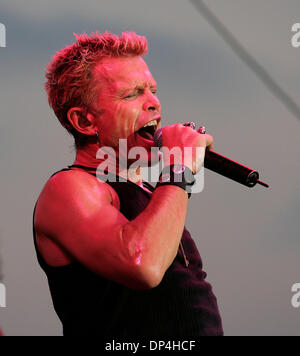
top-left (156, 165), bottom-right (195, 198)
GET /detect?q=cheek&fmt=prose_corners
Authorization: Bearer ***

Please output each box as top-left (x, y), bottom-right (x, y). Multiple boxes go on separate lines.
top-left (114, 103), bottom-right (141, 134)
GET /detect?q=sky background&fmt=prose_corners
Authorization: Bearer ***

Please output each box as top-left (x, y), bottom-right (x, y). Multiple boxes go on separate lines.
top-left (0, 0), bottom-right (299, 336)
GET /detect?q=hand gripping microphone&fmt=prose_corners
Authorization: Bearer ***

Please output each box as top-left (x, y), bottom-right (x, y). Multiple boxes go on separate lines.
top-left (153, 128), bottom-right (269, 188)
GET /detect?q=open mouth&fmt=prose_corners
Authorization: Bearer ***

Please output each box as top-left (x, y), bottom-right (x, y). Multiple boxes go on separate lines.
top-left (137, 126), bottom-right (156, 140)
top-left (137, 120), bottom-right (158, 141)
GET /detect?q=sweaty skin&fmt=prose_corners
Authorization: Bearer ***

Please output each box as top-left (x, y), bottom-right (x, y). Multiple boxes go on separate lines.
top-left (34, 56), bottom-right (213, 290)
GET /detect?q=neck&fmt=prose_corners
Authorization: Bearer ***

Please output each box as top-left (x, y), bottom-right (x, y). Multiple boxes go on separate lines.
top-left (73, 142), bottom-right (143, 186)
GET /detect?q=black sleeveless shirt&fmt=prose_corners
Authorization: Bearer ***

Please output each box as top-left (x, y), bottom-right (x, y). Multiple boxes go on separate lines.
top-left (33, 166), bottom-right (223, 337)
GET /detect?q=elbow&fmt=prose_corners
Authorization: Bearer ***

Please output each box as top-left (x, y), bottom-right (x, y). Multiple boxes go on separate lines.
top-left (121, 225), bottom-right (164, 290)
top-left (146, 271), bottom-right (164, 289)
top-left (123, 251), bottom-right (164, 290)
top-left (134, 262), bottom-right (164, 290)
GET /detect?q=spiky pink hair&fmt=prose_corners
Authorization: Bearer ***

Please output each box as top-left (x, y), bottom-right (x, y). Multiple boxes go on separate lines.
top-left (45, 31), bottom-right (148, 147)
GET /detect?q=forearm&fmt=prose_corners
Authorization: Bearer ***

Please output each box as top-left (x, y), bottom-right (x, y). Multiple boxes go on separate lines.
top-left (122, 184), bottom-right (188, 286)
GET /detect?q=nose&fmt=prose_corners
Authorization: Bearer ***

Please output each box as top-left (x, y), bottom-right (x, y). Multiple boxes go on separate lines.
top-left (143, 91), bottom-right (161, 112)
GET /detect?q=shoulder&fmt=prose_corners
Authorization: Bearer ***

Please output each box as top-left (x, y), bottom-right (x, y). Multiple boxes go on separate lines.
top-left (36, 169), bottom-right (120, 217)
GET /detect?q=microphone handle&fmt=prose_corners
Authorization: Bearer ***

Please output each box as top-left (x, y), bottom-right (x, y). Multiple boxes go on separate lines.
top-left (204, 150), bottom-right (260, 188)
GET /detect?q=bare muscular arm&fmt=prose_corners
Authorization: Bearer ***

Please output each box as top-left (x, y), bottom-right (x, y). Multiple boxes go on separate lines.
top-left (34, 170), bottom-right (188, 290)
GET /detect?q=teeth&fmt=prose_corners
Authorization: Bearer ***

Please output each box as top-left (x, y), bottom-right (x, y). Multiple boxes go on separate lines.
top-left (143, 120), bottom-right (157, 128)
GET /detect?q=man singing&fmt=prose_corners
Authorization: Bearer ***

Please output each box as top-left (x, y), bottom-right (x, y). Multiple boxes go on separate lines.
top-left (33, 31), bottom-right (223, 337)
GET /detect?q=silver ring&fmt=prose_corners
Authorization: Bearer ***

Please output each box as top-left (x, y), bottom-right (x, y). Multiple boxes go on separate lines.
top-left (183, 122), bottom-right (196, 130)
top-left (198, 126), bottom-right (206, 134)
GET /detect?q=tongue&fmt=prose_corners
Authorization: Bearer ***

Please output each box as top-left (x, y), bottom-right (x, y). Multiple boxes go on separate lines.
top-left (138, 128), bottom-right (154, 140)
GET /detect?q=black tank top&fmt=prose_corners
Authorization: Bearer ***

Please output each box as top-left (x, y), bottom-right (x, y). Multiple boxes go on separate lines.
top-left (33, 165), bottom-right (223, 337)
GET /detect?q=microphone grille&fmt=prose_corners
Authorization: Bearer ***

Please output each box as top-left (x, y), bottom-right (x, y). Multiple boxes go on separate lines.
top-left (153, 128), bottom-right (163, 148)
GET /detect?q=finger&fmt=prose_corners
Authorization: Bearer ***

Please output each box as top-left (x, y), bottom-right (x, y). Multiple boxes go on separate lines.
top-left (205, 134), bottom-right (214, 150)
top-left (199, 132), bottom-right (213, 150)
top-left (193, 146), bottom-right (205, 174)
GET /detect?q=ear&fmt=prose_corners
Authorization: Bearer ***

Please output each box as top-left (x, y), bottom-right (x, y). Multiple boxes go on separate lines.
top-left (67, 107), bottom-right (96, 136)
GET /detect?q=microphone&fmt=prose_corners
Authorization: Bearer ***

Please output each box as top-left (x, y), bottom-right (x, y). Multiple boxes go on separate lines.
top-left (154, 128), bottom-right (269, 188)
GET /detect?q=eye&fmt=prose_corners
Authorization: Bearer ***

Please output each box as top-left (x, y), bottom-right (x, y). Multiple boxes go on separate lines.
top-left (125, 93), bottom-right (136, 99)
top-left (124, 89), bottom-right (143, 99)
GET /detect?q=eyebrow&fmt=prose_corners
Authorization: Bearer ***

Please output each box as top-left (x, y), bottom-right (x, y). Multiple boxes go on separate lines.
top-left (118, 81), bottom-right (157, 94)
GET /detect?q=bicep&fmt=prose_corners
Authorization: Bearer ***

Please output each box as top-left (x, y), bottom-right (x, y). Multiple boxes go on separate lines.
top-left (35, 172), bottom-right (146, 288)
